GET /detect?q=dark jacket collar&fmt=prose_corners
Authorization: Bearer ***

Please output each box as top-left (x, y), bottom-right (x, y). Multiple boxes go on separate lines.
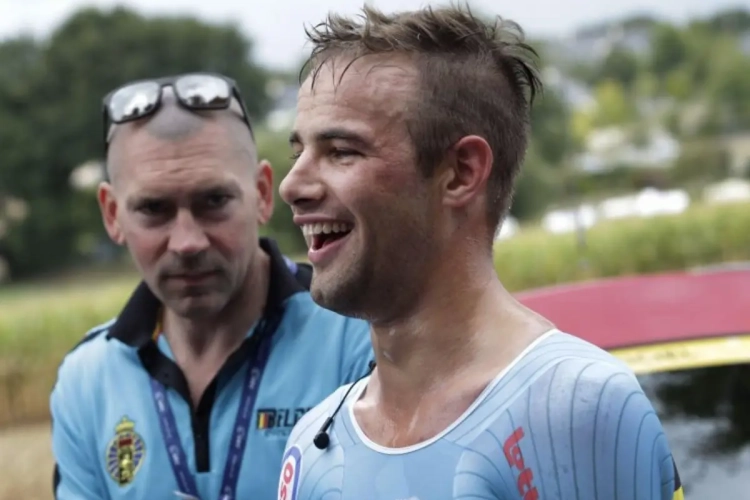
top-left (107, 237), bottom-right (304, 347)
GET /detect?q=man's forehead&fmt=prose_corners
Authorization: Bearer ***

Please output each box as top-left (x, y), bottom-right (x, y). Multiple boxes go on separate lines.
top-left (295, 55), bottom-right (416, 134)
top-left (111, 143), bottom-right (251, 200)
top-left (108, 119), bottom-right (242, 167)
top-left (300, 55), bottom-right (416, 104)
top-left (106, 123), bottom-right (256, 190)
top-left (123, 162), bottom-right (240, 195)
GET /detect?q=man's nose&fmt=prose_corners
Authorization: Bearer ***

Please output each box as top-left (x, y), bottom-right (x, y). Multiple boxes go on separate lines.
top-left (279, 155), bottom-right (325, 209)
top-left (168, 210), bottom-right (210, 255)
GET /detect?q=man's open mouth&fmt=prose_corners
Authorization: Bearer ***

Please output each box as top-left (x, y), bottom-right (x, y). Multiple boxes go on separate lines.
top-left (302, 222), bottom-right (353, 251)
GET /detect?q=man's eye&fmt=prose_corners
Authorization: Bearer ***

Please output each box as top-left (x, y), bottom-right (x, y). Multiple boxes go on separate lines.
top-left (331, 148), bottom-right (358, 159)
top-left (137, 201), bottom-right (167, 215)
top-left (203, 193), bottom-right (231, 209)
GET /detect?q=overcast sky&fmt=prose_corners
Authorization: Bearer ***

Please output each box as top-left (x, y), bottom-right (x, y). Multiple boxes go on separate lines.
top-left (2, 0), bottom-right (749, 70)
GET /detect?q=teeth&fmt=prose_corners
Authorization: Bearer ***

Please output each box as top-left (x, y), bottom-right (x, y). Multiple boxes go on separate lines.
top-left (301, 222), bottom-right (353, 237)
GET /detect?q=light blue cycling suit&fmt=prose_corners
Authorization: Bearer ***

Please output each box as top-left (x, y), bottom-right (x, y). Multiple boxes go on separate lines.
top-left (280, 329), bottom-right (684, 500)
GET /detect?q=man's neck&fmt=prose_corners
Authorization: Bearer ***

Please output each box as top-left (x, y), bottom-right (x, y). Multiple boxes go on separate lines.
top-left (368, 251), bottom-right (553, 415)
top-left (162, 250), bottom-right (270, 402)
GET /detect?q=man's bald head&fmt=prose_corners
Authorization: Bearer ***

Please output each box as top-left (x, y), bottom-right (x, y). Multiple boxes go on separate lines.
top-left (105, 86), bottom-right (257, 185)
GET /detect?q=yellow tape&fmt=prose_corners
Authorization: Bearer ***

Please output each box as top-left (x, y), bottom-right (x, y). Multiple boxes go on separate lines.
top-left (609, 334), bottom-right (750, 374)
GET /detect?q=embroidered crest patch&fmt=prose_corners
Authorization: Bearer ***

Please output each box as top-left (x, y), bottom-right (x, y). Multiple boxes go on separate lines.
top-left (105, 416), bottom-right (146, 486)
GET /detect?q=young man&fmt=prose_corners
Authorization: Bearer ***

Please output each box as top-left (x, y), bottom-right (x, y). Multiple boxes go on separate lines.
top-left (278, 6), bottom-right (684, 500)
top-left (50, 74), bottom-right (373, 499)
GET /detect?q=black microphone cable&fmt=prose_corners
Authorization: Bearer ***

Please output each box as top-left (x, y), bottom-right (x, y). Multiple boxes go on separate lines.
top-left (313, 360), bottom-right (376, 450)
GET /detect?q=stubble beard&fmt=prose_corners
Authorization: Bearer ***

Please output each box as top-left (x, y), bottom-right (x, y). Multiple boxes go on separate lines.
top-left (310, 247), bottom-right (376, 320)
top-left (160, 277), bottom-right (231, 320)
top-left (310, 227), bottom-right (431, 324)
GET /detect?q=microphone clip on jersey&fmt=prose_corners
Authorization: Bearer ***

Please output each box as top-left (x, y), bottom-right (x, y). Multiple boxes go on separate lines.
top-left (313, 360), bottom-right (376, 450)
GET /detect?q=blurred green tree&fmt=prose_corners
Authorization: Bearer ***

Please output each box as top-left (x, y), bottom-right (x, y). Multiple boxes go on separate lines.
top-left (530, 87), bottom-right (575, 166)
top-left (253, 128), bottom-right (306, 255)
top-left (649, 24), bottom-right (687, 78)
top-left (511, 86), bottom-right (576, 221)
top-left (592, 79), bottom-right (637, 127)
top-left (596, 48), bottom-right (639, 90)
top-left (702, 8), bottom-right (750, 34)
top-left (704, 41), bottom-right (750, 132)
top-left (509, 146), bottom-right (563, 221)
top-left (670, 140), bottom-right (731, 185)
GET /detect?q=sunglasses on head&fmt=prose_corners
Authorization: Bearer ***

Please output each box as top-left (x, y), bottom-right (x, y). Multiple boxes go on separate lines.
top-left (101, 72), bottom-right (254, 151)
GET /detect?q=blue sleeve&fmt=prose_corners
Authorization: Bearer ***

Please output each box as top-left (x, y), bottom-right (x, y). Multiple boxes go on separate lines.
top-left (516, 360), bottom-right (683, 499)
top-left (338, 317), bottom-right (373, 384)
top-left (50, 360), bottom-right (106, 499)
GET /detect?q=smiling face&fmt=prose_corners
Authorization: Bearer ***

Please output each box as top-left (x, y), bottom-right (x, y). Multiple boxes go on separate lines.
top-left (280, 55), bottom-right (444, 322)
top-left (98, 102), bottom-right (273, 319)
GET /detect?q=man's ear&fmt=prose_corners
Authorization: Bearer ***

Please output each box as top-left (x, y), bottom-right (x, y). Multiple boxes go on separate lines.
top-left (256, 160), bottom-right (274, 225)
top-left (97, 182), bottom-right (125, 245)
top-left (440, 135), bottom-right (493, 209)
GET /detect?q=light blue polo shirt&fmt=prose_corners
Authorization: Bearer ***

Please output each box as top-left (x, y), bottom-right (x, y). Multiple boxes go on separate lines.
top-left (50, 238), bottom-right (373, 500)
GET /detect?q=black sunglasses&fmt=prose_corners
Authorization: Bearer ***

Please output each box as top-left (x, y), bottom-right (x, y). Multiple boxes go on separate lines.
top-left (101, 72), bottom-right (254, 151)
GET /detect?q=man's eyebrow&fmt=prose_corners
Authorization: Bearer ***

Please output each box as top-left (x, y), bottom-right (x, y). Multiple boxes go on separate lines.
top-left (126, 194), bottom-right (161, 211)
top-left (124, 182), bottom-right (242, 209)
top-left (289, 128), bottom-right (371, 148)
top-left (196, 181), bottom-right (243, 198)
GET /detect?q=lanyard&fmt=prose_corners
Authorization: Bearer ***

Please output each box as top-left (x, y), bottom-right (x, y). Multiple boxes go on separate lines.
top-left (149, 322), bottom-right (273, 500)
top-left (283, 256), bottom-right (298, 275)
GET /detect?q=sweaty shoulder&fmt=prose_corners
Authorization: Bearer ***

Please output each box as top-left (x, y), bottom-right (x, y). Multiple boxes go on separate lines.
top-left (454, 331), bottom-right (680, 500)
top-left (520, 331), bottom-right (649, 423)
top-left (458, 330), bottom-right (637, 432)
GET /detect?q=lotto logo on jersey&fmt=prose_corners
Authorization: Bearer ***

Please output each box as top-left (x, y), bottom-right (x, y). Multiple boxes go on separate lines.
top-left (278, 445), bottom-right (302, 500)
top-left (503, 426), bottom-right (539, 500)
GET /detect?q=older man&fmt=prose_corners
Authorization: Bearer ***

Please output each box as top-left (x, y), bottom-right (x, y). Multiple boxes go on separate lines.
top-left (50, 73), bottom-right (373, 500)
